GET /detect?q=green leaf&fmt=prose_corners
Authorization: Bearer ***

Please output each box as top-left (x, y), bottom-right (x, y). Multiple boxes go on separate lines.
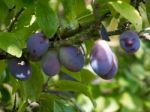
top-left (51, 80), bottom-right (96, 106)
top-left (8, 71), bottom-right (21, 93)
top-left (14, 22), bottom-right (39, 48)
top-left (0, 61), bottom-right (7, 84)
top-left (20, 63), bottom-right (44, 101)
top-left (14, 0), bottom-right (34, 7)
top-left (84, 39), bottom-right (94, 56)
top-left (0, 0), bottom-right (9, 23)
top-left (80, 69), bottom-right (96, 84)
top-left (119, 92), bottom-right (143, 111)
top-left (54, 101), bottom-right (62, 112)
top-left (17, 100), bottom-right (28, 112)
top-left (109, 0), bottom-right (142, 31)
top-left (2, 0), bottom-right (15, 9)
top-left (61, 67), bottom-right (95, 84)
top-left (53, 80), bottom-right (89, 94)
top-left (35, 2), bottom-right (58, 38)
top-left (146, 0), bottom-right (150, 24)
top-left (61, 66), bottom-right (82, 81)
top-left (94, 0), bottom-right (111, 16)
top-left (139, 3), bottom-right (149, 27)
top-left (61, 0), bottom-right (90, 22)
top-left (103, 97), bottom-right (120, 112)
top-left (0, 32), bottom-right (22, 58)
top-left (0, 61), bottom-right (6, 75)
top-left (0, 85), bottom-right (11, 105)
top-left (15, 7), bottom-right (33, 30)
top-left (38, 93), bottom-right (56, 112)
top-left (54, 100), bottom-right (76, 112)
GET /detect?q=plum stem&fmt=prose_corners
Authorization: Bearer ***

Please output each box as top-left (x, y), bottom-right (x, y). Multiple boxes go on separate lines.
top-left (42, 77), bottom-right (51, 92)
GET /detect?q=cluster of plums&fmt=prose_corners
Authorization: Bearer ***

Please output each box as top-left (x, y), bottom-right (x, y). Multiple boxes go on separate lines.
top-left (7, 30), bottom-right (140, 81)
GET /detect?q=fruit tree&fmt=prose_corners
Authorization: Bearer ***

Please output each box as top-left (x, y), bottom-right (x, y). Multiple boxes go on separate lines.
top-left (0, 0), bottom-right (150, 112)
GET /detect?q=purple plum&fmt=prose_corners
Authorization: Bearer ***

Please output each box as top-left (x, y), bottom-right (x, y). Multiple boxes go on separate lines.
top-left (7, 58), bottom-right (32, 80)
top-left (41, 50), bottom-right (60, 76)
top-left (101, 53), bottom-right (118, 80)
top-left (119, 31), bottom-right (140, 53)
top-left (27, 32), bottom-right (49, 58)
top-left (90, 40), bottom-right (113, 76)
top-left (59, 45), bottom-right (84, 72)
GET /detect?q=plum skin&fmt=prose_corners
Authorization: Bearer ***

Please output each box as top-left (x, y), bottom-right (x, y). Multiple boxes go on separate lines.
top-left (90, 40), bottom-right (113, 76)
top-left (101, 53), bottom-right (118, 80)
top-left (100, 24), bottom-right (110, 41)
top-left (7, 58), bottom-right (32, 80)
top-left (41, 50), bottom-right (60, 76)
top-left (27, 32), bottom-right (49, 58)
top-left (59, 45), bottom-right (84, 72)
top-left (90, 40), bottom-right (118, 80)
top-left (119, 31), bottom-right (140, 53)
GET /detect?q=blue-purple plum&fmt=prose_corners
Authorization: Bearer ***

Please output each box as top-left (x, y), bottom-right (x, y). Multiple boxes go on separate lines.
top-left (119, 31), bottom-right (140, 53)
top-left (99, 24), bottom-right (110, 41)
top-left (41, 50), bottom-right (60, 76)
top-left (90, 40), bottom-right (113, 76)
top-left (27, 32), bottom-right (49, 58)
top-left (101, 53), bottom-right (118, 80)
top-left (59, 45), bottom-right (84, 72)
top-left (7, 58), bottom-right (32, 80)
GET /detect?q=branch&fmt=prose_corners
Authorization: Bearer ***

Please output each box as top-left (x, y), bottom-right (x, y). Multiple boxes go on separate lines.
top-left (57, 12), bottom-right (111, 40)
top-left (0, 3), bottom-right (148, 60)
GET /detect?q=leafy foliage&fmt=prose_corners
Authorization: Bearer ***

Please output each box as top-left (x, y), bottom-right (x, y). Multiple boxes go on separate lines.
top-left (0, 0), bottom-right (150, 112)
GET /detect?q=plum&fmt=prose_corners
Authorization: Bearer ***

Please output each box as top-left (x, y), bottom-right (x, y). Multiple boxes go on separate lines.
top-left (59, 45), bottom-right (84, 72)
top-left (7, 58), bottom-right (32, 80)
top-left (27, 32), bottom-right (49, 58)
top-left (99, 24), bottom-right (110, 41)
top-left (41, 50), bottom-right (60, 76)
top-left (119, 31), bottom-right (140, 53)
top-left (90, 40), bottom-right (113, 76)
top-left (101, 53), bottom-right (118, 80)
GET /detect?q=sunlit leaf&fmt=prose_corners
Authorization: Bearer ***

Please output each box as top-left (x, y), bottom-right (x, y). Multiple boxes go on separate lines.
top-left (0, 32), bottom-right (22, 57)
top-left (109, 0), bottom-right (142, 31)
top-left (35, 2), bottom-right (58, 38)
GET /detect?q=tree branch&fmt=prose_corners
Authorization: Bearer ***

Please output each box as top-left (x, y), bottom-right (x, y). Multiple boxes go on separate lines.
top-left (56, 12), bottom-right (111, 40)
top-left (0, 3), bottom-right (147, 60)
